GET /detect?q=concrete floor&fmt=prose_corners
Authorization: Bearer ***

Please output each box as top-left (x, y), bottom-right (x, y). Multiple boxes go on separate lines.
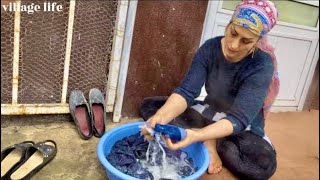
top-left (1, 114), bottom-right (140, 180)
top-left (1, 110), bottom-right (319, 180)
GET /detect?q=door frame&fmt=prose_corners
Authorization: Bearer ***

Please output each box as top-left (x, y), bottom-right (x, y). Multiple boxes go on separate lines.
top-left (108, 0), bottom-right (138, 122)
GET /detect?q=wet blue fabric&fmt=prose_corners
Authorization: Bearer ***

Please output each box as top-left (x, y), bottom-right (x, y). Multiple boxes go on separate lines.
top-left (106, 133), bottom-right (196, 179)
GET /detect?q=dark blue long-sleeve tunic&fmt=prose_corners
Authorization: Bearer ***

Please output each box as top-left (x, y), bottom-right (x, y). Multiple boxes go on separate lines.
top-left (174, 36), bottom-right (274, 137)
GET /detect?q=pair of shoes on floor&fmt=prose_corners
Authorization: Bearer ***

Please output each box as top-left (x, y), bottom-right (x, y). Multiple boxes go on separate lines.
top-left (1, 140), bottom-right (57, 180)
top-left (69, 88), bottom-right (106, 140)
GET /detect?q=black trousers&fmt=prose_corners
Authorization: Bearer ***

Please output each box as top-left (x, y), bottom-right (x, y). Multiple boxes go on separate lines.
top-left (139, 96), bottom-right (277, 180)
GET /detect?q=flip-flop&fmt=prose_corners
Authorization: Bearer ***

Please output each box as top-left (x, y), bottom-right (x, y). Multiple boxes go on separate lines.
top-left (1, 141), bottom-right (35, 179)
top-left (9, 140), bottom-right (57, 180)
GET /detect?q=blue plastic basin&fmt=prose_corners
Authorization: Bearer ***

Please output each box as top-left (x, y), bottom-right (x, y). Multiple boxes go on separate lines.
top-left (97, 122), bottom-right (209, 180)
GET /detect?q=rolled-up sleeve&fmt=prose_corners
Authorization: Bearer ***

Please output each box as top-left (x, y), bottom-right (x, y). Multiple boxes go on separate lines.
top-left (173, 40), bottom-right (213, 107)
top-left (226, 60), bottom-right (274, 135)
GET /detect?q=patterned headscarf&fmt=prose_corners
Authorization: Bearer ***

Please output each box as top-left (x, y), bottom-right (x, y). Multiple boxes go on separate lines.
top-left (232, 0), bottom-right (280, 118)
top-left (231, 0), bottom-right (278, 37)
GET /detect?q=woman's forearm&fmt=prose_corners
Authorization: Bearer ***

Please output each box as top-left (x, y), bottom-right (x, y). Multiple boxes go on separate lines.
top-left (193, 119), bottom-right (234, 142)
top-left (164, 118), bottom-right (234, 150)
top-left (155, 93), bottom-right (188, 124)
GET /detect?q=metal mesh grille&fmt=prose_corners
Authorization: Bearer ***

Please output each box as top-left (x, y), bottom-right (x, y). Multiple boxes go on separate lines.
top-left (1, 8), bottom-right (15, 104)
top-left (67, 0), bottom-right (117, 100)
top-left (18, 0), bottom-right (70, 104)
top-left (2, 0), bottom-right (118, 105)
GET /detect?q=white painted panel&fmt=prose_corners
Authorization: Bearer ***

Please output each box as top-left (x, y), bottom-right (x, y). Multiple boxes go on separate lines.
top-left (270, 106), bottom-right (298, 112)
top-left (200, 1), bottom-right (220, 46)
top-left (266, 36), bottom-right (278, 47)
top-left (298, 42), bottom-right (319, 110)
top-left (215, 25), bottom-right (227, 36)
top-left (274, 37), bottom-right (312, 101)
top-left (273, 99), bottom-right (299, 106)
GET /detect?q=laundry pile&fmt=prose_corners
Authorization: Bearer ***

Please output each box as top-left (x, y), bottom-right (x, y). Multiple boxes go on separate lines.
top-left (106, 133), bottom-right (196, 180)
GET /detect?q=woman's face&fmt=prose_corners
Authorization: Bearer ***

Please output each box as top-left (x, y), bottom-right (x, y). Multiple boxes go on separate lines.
top-left (222, 23), bottom-right (260, 63)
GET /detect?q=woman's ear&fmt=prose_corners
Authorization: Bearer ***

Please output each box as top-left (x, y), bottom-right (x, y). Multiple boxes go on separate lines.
top-left (249, 46), bottom-right (256, 53)
top-left (251, 46), bottom-right (257, 58)
top-left (251, 38), bottom-right (261, 53)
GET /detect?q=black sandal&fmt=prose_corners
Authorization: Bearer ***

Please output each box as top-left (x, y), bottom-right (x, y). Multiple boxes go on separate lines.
top-left (1, 141), bottom-right (35, 180)
top-left (9, 140), bottom-right (57, 180)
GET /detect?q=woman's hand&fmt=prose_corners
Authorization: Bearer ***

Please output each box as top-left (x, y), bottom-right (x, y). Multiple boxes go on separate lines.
top-left (164, 129), bottom-right (198, 150)
top-left (141, 93), bottom-right (188, 141)
top-left (147, 112), bottom-right (166, 128)
top-left (140, 125), bottom-right (154, 141)
top-left (141, 113), bottom-right (166, 140)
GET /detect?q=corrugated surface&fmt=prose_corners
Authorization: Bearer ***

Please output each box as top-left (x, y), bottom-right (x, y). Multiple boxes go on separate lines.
top-left (122, 1), bottom-right (208, 117)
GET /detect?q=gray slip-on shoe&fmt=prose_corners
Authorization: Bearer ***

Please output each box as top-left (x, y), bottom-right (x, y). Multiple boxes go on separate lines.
top-left (89, 88), bottom-right (106, 138)
top-left (69, 90), bottom-right (93, 140)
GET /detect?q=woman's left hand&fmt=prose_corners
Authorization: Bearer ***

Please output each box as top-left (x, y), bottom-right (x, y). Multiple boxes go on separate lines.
top-left (164, 129), bottom-right (198, 150)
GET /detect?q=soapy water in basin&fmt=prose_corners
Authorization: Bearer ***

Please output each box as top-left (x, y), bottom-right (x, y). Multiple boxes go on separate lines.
top-left (141, 133), bottom-right (195, 180)
top-left (106, 125), bottom-right (196, 180)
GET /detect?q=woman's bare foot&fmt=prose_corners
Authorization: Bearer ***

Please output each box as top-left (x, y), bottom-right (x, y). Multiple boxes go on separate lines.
top-left (204, 139), bottom-right (222, 174)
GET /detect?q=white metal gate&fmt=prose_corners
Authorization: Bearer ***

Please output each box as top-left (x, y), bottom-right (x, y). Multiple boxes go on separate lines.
top-left (1, 0), bottom-right (137, 122)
